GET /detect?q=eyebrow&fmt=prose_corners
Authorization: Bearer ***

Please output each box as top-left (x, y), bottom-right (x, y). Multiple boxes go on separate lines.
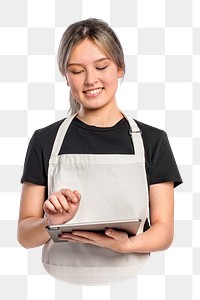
top-left (67, 58), bottom-right (110, 67)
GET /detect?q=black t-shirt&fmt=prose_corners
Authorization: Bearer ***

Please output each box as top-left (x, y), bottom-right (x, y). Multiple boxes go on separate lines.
top-left (21, 117), bottom-right (182, 190)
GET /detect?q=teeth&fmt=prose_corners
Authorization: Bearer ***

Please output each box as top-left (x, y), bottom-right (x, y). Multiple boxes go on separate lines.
top-left (85, 88), bottom-right (102, 95)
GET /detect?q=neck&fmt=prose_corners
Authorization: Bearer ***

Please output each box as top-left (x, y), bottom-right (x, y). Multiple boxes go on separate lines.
top-left (77, 105), bottom-right (123, 127)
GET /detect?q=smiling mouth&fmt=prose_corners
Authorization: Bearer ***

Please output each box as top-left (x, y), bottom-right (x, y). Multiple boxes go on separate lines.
top-left (83, 87), bottom-right (104, 95)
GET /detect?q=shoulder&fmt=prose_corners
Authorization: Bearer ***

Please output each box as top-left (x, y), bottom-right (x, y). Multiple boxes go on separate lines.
top-left (28, 118), bottom-right (66, 161)
top-left (21, 119), bottom-right (66, 186)
top-left (133, 119), bottom-right (173, 171)
top-left (133, 119), bottom-right (182, 187)
top-left (30, 119), bottom-right (65, 152)
top-left (134, 119), bottom-right (167, 150)
top-left (34, 118), bottom-right (66, 140)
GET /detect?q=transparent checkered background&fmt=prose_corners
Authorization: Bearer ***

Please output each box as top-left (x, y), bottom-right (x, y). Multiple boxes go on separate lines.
top-left (0, 0), bottom-right (199, 299)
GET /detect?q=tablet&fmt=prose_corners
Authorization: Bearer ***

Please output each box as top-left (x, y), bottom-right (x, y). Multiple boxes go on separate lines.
top-left (46, 219), bottom-right (141, 243)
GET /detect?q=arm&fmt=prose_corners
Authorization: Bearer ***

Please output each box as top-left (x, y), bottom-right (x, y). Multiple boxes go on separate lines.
top-left (17, 183), bottom-right (50, 249)
top-left (60, 182), bottom-right (174, 254)
top-left (17, 182), bottom-right (81, 249)
top-left (128, 181), bottom-right (174, 253)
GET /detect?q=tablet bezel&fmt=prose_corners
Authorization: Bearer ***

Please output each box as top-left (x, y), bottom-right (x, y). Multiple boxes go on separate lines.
top-left (46, 219), bottom-right (141, 243)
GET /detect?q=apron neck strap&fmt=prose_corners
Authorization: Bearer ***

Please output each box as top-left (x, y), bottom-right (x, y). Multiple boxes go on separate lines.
top-left (120, 111), bottom-right (145, 157)
top-left (50, 113), bottom-right (78, 157)
top-left (50, 111), bottom-right (145, 157)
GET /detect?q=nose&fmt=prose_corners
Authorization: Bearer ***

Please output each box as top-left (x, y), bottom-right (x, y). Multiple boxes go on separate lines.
top-left (84, 69), bottom-right (98, 86)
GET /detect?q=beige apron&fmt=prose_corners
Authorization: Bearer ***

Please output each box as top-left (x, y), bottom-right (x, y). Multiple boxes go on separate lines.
top-left (42, 111), bottom-right (149, 285)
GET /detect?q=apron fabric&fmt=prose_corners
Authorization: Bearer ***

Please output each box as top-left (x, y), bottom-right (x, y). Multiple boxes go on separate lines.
top-left (42, 111), bottom-right (150, 285)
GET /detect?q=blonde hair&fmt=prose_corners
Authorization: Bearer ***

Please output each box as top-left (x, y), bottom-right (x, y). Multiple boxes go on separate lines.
top-left (57, 18), bottom-right (125, 115)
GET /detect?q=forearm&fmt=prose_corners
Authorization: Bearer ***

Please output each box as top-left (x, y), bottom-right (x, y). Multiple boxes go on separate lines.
top-left (127, 223), bottom-right (174, 253)
top-left (18, 217), bottom-right (51, 249)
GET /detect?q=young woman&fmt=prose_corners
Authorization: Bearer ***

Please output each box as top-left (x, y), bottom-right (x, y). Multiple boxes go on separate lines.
top-left (18, 18), bottom-right (182, 285)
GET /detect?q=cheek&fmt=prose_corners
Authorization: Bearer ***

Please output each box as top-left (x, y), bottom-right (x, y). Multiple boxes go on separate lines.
top-left (104, 73), bottom-right (119, 87)
top-left (67, 77), bottom-right (81, 91)
top-left (105, 67), bottom-right (120, 81)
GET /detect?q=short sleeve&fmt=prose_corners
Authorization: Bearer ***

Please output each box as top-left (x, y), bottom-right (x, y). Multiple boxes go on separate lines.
top-left (149, 131), bottom-right (182, 188)
top-left (21, 130), bottom-right (47, 186)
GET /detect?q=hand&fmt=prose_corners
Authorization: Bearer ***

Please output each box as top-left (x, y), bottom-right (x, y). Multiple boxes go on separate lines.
top-left (59, 229), bottom-right (134, 253)
top-left (43, 189), bottom-right (81, 225)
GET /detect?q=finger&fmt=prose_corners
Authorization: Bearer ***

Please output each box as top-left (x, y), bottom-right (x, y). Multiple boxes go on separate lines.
top-left (60, 233), bottom-right (74, 238)
top-left (48, 195), bottom-right (63, 212)
top-left (59, 233), bottom-right (90, 243)
top-left (61, 239), bottom-right (82, 243)
top-left (66, 235), bottom-right (93, 243)
top-left (60, 189), bottom-right (80, 203)
top-left (73, 190), bottom-right (81, 201)
top-left (44, 199), bottom-right (57, 213)
top-left (58, 237), bottom-right (78, 242)
top-left (56, 193), bottom-right (70, 212)
top-left (105, 229), bottom-right (127, 240)
top-left (72, 231), bottom-right (103, 241)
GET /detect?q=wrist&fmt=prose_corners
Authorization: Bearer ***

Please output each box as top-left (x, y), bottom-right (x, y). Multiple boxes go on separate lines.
top-left (44, 215), bottom-right (50, 226)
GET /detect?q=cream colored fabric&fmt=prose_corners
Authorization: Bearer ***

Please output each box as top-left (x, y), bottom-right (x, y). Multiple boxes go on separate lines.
top-left (42, 111), bottom-right (149, 285)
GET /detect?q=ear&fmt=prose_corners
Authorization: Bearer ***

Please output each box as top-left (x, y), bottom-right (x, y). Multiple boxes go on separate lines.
top-left (117, 68), bottom-right (124, 79)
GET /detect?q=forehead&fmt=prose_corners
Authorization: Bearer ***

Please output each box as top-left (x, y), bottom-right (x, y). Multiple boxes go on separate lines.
top-left (68, 39), bottom-right (109, 64)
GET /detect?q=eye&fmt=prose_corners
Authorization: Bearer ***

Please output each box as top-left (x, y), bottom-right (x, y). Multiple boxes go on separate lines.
top-left (96, 66), bottom-right (108, 71)
top-left (67, 68), bottom-right (84, 74)
top-left (70, 70), bottom-right (83, 74)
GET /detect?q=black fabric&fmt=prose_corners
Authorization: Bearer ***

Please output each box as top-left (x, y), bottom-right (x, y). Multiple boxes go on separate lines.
top-left (21, 117), bottom-right (183, 190)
